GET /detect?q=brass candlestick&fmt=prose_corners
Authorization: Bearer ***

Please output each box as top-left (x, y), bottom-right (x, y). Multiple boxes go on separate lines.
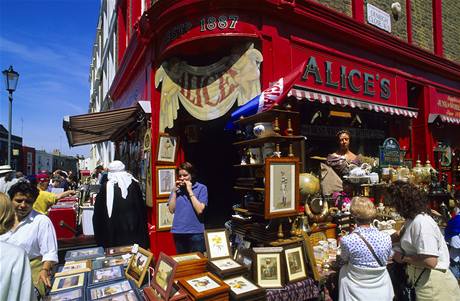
top-left (288, 144), bottom-right (294, 157)
top-left (286, 118), bottom-right (293, 136)
top-left (277, 223), bottom-right (284, 241)
top-left (273, 117), bottom-right (280, 134)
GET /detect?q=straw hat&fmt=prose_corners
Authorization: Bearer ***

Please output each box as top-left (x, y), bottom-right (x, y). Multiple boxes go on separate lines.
top-left (0, 165), bottom-right (13, 175)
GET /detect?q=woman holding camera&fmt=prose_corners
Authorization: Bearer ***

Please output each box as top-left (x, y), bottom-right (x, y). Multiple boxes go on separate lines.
top-left (168, 162), bottom-right (208, 253)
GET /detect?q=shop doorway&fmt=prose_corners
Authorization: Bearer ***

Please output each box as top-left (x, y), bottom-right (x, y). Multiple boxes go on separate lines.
top-left (171, 107), bottom-right (239, 228)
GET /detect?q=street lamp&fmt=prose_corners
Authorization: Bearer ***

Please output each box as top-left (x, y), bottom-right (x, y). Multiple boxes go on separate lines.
top-left (2, 66), bottom-right (19, 166)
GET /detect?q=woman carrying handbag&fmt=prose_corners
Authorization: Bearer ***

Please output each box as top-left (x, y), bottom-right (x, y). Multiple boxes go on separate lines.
top-left (389, 181), bottom-right (460, 301)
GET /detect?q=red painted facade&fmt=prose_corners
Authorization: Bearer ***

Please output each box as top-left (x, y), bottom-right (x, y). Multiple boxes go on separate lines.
top-left (111, 0), bottom-right (460, 257)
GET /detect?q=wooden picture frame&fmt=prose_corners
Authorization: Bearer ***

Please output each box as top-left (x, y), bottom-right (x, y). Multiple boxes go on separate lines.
top-left (177, 272), bottom-right (229, 299)
top-left (301, 232), bottom-right (320, 281)
top-left (157, 199), bottom-right (174, 231)
top-left (284, 243), bottom-right (307, 283)
top-left (224, 276), bottom-right (264, 300)
top-left (252, 247), bottom-right (284, 288)
top-left (204, 228), bottom-right (231, 260)
top-left (152, 252), bottom-right (178, 300)
top-left (171, 252), bottom-right (206, 264)
top-left (264, 157), bottom-right (299, 219)
top-left (50, 272), bottom-right (86, 294)
top-left (55, 260), bottom-right (92, 277)
top-left (156, 166), bottom-right (176, 197)
top-left (125, 247), bottom-right (153, 287)
top-left (156, 134), bottom-right (178, 164)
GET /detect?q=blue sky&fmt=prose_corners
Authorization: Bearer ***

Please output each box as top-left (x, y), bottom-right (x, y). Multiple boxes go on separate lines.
top-left (0, 0), bottom-right (100, 157)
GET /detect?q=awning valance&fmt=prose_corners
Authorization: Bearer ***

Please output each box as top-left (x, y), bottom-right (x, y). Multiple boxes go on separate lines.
top-left (428, 113), bottom-right (460, 125)
top-left (63, 101), bottom-right (150, 147)
top-left (288, 86), bottom-right (418, 118)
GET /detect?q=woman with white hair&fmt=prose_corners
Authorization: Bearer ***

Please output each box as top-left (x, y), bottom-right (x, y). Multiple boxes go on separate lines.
top-left (93, 161), bottom-right (149, 249)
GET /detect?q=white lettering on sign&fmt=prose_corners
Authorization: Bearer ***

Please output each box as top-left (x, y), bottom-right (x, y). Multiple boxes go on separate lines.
top-left (200, 15), bottom-right (239, 32)
top-left (367, 4), bottom-right (391, 33)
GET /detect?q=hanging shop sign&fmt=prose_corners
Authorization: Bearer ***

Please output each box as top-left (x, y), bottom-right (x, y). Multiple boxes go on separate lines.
top-left (379, 137), bottom-right (402, 166)
top-left (431, 90), bottom-right (460, 119)
top-left (297, 49), bottom-right (398, 106)
top-left (155, 44), bottom-right (263, 131)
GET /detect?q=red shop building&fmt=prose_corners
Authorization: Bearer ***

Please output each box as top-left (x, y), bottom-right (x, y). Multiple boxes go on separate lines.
top-left (67, 0), bottom-right (460, 257)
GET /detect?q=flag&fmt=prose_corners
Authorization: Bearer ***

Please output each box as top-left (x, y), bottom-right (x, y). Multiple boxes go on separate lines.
top-left (225, 61), bottom-right (306, 129)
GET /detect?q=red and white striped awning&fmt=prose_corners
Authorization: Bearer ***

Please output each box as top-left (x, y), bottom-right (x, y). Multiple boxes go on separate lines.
top-left (428, 114), bottom-right (460, 125)
top-left (288, 87), bottom-right (418, 118)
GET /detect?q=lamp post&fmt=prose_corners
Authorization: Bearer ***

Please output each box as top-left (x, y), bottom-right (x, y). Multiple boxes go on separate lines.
top-left (2, 66), bottom-right (19, 166)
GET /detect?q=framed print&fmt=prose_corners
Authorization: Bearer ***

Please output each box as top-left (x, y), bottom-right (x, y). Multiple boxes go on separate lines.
top-left (55, 260), bottom-right (92, 277)
top-left (157, 199), bottom-right (174, 231)
top-left (284, 243), bottom-right (307, 282)
top-left (204, 228), bottom-right (231, 260)
top-left (156, 166), bottom-right (176, 197)
top-left (171, 252), bottom-right (205, 263)
top-left (64, 247), bottom-right (104, 262)
top-left (252, 247), bottom-right (284, 288)
top-left (152, 252), bottom-right (178, 300)
top-left (50, 272), bottom-right (86, 294)
top-left (88, 279), bottom-right (134, 300)
top-left (96, 290), bottom-right (140, 301)
top-left (105, 245), bottom-right (132, 257)
top-left (224, 276), bottom-right (263, 299)
top-left (264, 157), bottom-right (299, 219)
top-left (178, 272), bottom-right (229, 300)
top-left (156, 134), bottom-right (178, 164)
top-left (89, 265), bottom-right (125, 286)
top-left (45, 288), bottom-right (84, 300)
top-left (210, 258), bottom-right (242, 271)
top-left (301, 232), bottom-right (320, 281)
top-left (125, 247), bottom-right (153, 287)
top-left (93, 256), bottom-right (130, 269)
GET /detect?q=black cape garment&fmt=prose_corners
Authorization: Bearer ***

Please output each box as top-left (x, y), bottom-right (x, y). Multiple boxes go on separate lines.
top-left (93, 180), bottom-right (149, 249)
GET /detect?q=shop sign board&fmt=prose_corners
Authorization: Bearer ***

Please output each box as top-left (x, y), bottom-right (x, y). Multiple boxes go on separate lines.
top-left (367, 4), bottom-right (391, 33)
top-left (297, 49), bottom-right (398, 107)
top-left (379, 138), bottom-right (402, 166)
top-left (431, 90), bottom-right (460, 119)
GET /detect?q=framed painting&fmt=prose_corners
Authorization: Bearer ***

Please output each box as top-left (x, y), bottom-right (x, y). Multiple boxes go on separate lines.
top-left (157, 199), bottom-right (174, 231)
top-left (89, 265), bottom-right (125, 286)
top-left (45, 288), bottom-right (84, 300)
top-left (224, 276), bottom-right (263, 299)
top-left (156, 166), bottom-right (176, 197)
top-left (252, 247), bottom-right (284, 288)
top-left (105, 245), bottom-right (132, 257)
top-left (64, 247), bottom-right (104, 262)
top-left (177, 272), bottom-right (229, 300)
top-left (50, 272), bottom-right (86, 294)
top-left (96, 290), bottom-right (140, 301)
top-left (152, 252), bottom-right (178, 300)
top-left (92, 256), bottom-right (130, 269)
top-left (284, 243), bottom-right (307, 283)
top-left (204, 228), bottom-right (231, 260)
top-left (301, 232), bottom-right (320, 281)
top-left (55, 260), bottom-right (92, 277)
top-left (87, 280), bottom-right (134, 300)
top-left (156, 134), bottom-right (178, 164)
top-left (264, 157), bottom-right (299, 219)
top-left (125, 247), bottom-right (153, 287)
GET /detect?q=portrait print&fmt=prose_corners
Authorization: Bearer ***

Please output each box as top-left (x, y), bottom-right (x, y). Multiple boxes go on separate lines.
top-left (157, 200), bottom-right (174, 231)
top-left (254, 249), bottom-right (283, 288)
top-left (155, 260), bottom-right (173, 291)
top-left (156, 166), bottom-right (176, 197)
top-left (265, 157), bottom-right (299, 219)
top-left (284, 245), bottom-right (307, 282)
top-left (157, 134), bottom-right (178, 164)
top-left (152, 252), bottom-right (178, 300)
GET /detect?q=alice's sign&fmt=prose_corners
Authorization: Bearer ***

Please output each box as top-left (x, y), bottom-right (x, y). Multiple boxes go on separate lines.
top-left (379, 138), bottom-right (402, 166)
top-left (432, 91), bottom-right (460, 118)
top-left (299, 50), bottom-right (397, 106)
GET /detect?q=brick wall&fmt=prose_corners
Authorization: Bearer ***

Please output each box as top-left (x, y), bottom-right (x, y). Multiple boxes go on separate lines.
top-left (365, 0), bottom-right (408, 41)
top-left (411, 0), bottom-right (433, 52)
top-left (442, 0), bottom-right (460, 63)
top-left (311, 0), bottom-right (352, 17)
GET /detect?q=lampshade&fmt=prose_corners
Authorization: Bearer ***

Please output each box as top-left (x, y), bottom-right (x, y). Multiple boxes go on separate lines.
top-left (2, 65), bottom-right (19, 93)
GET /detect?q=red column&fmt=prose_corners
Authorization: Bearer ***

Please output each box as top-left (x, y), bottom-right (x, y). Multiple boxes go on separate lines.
top-left (352, 0), bottom-right (365, 23)
top-left (406, 0), bottom-right (412, 44)
top-left (432, 0), bottom-right (443, 56)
